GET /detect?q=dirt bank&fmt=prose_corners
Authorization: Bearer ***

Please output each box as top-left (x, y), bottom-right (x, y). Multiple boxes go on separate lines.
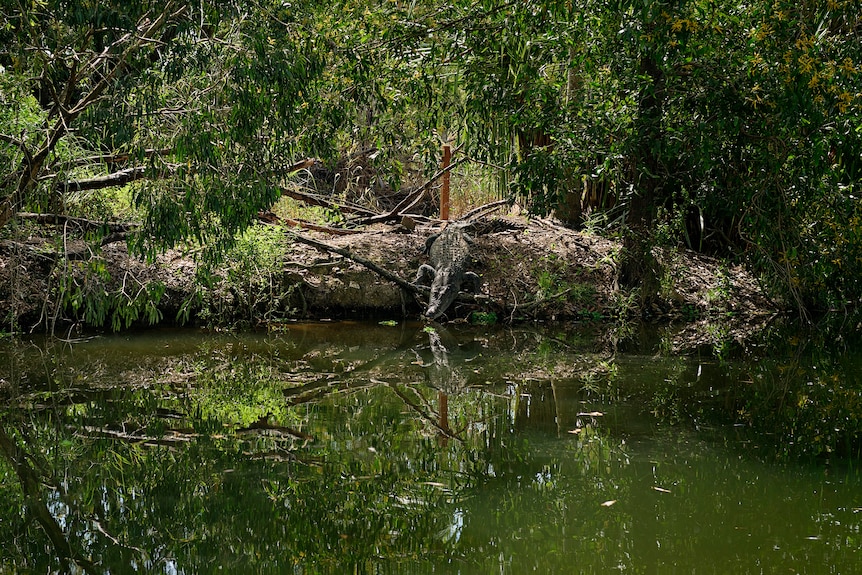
top-left (0, 216), bottom-right (777, 335)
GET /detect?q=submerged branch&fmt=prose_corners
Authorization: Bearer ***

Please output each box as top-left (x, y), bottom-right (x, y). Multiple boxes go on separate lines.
top-left (385, 382), bottom-right (463, 442)
top-left (74, 425), bottom-right (196, 446)
top-left (237, 415), bottom-right (314, 440)
top-left (283, 375), bottom-right (380, 405)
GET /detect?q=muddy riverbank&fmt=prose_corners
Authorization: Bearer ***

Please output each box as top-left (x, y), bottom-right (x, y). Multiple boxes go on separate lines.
top-left (0, 216), bottom-right (777, 337)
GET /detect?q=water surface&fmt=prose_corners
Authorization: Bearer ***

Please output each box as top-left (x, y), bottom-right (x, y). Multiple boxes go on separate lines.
top-left (1, 321), bottom-right (861, 573)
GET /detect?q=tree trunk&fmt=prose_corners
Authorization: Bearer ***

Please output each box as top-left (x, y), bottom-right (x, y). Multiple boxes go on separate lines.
top-left (620, 47), bottom-right (665, 294)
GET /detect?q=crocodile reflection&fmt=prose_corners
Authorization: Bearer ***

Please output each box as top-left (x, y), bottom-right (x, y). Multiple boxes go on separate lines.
top-left (416, 325), bottom-right (474, 436)
top-left (419, 325), bottom-right (471, 395)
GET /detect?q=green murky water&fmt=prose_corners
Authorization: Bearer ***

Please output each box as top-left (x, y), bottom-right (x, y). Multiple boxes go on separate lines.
top-left (2, 321), bottom-right (861, 573)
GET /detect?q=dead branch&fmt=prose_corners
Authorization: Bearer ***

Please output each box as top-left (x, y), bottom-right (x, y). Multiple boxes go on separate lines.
top-left (98, 231), bottom-right (134, 247)
top-left (0, 240), bottom-right (54, 260)
top-left (278, 186), bottom-right (379, 217)
top-left (513, 288), bottom-right (574, 313)
top-left (55, 166), bottom-right (154, 193)
top-left (0, 234), bottom-right (130, 261)
top-left (284, 157), bottom-right (319, 173)
top-left (0, 223), bottom-right (132, 262)
top-left (461, 199), bottom-right (510, 221)
top-left (17, 212), bottom-right (139, 233)
top-left (359, 157), bottom-right (468, 225)
top-left (284, 229), bottom-right (424, 296)
top-left (257, 211), bottom-right (364, 235)
top-left (0, 132), bottom-right (29, 151)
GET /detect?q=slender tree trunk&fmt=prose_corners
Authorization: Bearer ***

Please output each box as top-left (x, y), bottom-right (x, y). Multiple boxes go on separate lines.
top-left (621, 45), bottom-right (665, 293)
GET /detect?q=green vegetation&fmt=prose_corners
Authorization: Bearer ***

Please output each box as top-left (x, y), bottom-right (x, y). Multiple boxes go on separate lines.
top-left (469, 310), bottom-right (498, 325)
top-left (58, 261), bottom-right (166, 332)
top-left (1, 0), bottom-right (861, 324)
top-left (192, 223), bottom-right (299, 327)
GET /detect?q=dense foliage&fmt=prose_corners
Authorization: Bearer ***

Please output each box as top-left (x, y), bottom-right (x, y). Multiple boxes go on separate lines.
top-left (1, 0), bottom-right (860, 312)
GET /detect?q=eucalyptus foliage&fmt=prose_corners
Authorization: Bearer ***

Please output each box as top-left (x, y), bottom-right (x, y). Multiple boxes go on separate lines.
top-left (2, 0), bottom-right (861, 312)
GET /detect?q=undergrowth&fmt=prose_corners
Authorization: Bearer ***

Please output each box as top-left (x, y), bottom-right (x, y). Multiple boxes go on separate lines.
top-left (184, 224), bottom-right (302, 328)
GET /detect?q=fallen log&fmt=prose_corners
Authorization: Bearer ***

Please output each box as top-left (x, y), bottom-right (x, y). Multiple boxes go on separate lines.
top-left (54, 164), bottom-right (181, 194)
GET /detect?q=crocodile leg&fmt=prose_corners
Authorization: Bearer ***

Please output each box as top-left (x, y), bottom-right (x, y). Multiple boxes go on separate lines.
top-left (422, 233), bottom-right (441, 254)
top-left (413, 263), bottom-right (437, 287)
top-left (461, 271), bottom-right (482, 293)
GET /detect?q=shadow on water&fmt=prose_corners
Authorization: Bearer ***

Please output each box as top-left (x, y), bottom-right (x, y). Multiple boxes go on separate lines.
top-left (1, 320), bottom-right (862, 573)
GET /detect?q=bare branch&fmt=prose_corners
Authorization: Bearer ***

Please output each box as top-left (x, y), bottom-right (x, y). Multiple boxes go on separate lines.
top-left (17, 212), bottom-right (139, 233)
top-left (57, 166), bottom-right (148, 192)
top-left (359, 157), bottom-right (467, 225)
top-left (278, 186), bottom-right (379, 217)
top-left (460, 199), bottom-right (510, 221)
top-left (0, 133), bottom-right (28, 150)
top-left (257, 211), bottom-right (364, 235)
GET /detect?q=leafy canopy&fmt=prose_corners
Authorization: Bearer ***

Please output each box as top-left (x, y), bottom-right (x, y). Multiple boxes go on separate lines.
top-left (1, 0), bottom-right (861, 311)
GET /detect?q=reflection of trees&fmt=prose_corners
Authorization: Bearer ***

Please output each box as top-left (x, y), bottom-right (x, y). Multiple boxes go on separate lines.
top-left (729, 330), bottom-right (862, 460)
top-left (0, 324), bottom-right (627, 572)
top-left (4, 323), bottom-right (862, 572)
top-left (513, 380), bottom-right (558, 435)
top-left (0, 327), bottom-right (486, 571)
top-left (0, 422), bottom-right (97, 573)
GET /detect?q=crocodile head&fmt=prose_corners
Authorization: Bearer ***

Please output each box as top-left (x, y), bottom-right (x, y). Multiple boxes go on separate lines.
top-left (425, 270), bottom-right (460, 320)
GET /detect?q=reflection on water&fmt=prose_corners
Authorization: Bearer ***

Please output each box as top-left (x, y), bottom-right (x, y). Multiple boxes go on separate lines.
top-left (1, 321), bottom-right (862, 573)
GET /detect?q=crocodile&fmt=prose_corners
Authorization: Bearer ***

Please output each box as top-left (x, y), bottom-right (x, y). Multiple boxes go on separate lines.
top-left (413, 223), bottom-right (481, 320)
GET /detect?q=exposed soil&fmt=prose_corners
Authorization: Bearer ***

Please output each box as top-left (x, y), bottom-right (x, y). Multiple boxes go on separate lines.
top-left (0, 214), bottom-right (779, 345)
top-left (279, 215), bottom-right (775, 321)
